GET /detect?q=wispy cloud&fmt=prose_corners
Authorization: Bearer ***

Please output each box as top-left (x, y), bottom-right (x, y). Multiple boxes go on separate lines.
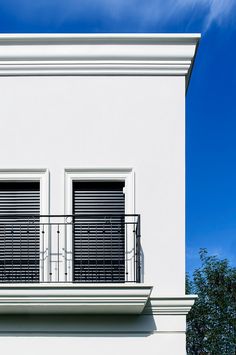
top-left (62, 0), bottom-right (236, 32)
top-left (176, 0), bottom-right (236, 31)
top-left (0, 0), bottom-right (235, 32)
top-left (203, 0), bottom-right (236, 30)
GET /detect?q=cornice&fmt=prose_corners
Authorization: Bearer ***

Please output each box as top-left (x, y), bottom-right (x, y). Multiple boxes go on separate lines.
top-left (0, 284), bottom-right (152, 314)
top-left (0, 33), bottom-right (201, 43)
top-left (143, 295), bottom-right (197, 315)
top-left (0, 284), bottom-right (197, 316)
top-left (0, 33), bottom-right (200, 85)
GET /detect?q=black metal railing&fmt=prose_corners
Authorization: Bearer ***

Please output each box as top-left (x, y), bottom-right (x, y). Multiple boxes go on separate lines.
top-left (0, 214), bottom-right (141, 283)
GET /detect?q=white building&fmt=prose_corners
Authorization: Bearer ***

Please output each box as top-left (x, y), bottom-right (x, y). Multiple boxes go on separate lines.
top-left (0, 34), bottom-right (200, 355)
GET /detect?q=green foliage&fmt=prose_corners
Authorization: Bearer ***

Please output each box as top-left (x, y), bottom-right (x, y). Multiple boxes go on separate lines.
top-left (186, 248), bottom-right (236, 355)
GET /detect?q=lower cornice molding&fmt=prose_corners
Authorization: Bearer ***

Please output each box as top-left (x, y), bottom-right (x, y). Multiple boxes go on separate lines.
top-left (143, 295), bottom-right (197, 315)
top-left (0, 283), bottom-right (196, 316)
top-left (0, 61), bottom-right (191, 76)
top-left (0, 283), bottom-right (152, 315)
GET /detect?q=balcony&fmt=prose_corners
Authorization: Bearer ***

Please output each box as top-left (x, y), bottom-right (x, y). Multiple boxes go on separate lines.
top-left (0, 214), bottom-right (152, 314)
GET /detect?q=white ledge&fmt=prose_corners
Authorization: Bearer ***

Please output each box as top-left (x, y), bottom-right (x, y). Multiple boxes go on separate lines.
top-left (0, 33), bottom-right (200, 85)
top-left (143, 295), bottom-right (197, 315)
top-left (0, 284), bottom-right (152, 314)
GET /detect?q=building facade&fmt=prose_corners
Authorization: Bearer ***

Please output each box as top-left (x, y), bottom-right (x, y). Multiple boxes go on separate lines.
top-left (0, 34), bottom-right (200, 355)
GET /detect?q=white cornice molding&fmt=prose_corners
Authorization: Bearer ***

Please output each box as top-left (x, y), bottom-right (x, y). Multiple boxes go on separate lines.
top-left (0, 33), bottom-right (201, 43)
top-left (0, 284), bottom-right (152, 314)
top-left (0, 33), bottom-right (200, 85)
top-left (143, 295), bottom-right (197, 315)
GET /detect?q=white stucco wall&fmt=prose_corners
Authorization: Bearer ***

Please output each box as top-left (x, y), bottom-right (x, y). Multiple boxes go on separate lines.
top-left (0, 312), bottom-right (187, 355)
top-left (0, 75), bottom-right (185, 296)
top-left (0, 76), bottom-right (190, 355)
top-left (0, 334), bottom-right (187, 355)
top-left (0, 33), bottom-right (201, 355)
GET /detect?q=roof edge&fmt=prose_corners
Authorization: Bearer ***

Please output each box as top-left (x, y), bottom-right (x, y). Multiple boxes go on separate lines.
top-left (0, 33), bottom-right (201, 43)
top-left (0, 33), bottom-right (201, 87)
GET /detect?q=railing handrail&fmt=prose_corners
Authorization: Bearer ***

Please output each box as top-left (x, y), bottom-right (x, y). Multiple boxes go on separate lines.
top-left (0, 213), bottom-right (140, 218)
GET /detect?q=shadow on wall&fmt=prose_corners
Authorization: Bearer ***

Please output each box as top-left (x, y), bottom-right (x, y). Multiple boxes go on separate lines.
top-left (0, 313), bottom-right (157, 337)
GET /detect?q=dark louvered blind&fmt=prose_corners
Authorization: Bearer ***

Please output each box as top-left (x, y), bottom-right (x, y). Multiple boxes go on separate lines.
top-left (73, 181), bottom-right (125, 283)
top-left (0, 182), bottom-right (40, 283)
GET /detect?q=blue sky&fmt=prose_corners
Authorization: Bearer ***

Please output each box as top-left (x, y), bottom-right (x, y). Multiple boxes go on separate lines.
top-left (0, 0), bottom-right (235, 274)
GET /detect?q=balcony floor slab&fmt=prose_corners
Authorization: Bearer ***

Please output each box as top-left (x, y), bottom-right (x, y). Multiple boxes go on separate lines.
top-left (0, 284), bottom-right (152, 314)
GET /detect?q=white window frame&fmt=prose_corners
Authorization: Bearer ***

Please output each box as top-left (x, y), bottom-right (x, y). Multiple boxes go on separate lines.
top-left (0, 169), bottom-right (49, 283)
top-left (64, 168), bottom-right (135, 283)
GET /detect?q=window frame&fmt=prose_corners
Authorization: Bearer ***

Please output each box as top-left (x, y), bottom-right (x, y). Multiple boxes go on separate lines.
top-left (0, 169), bottom-right (49, 283)
top-left (64, 168), bottom-right (135, 283)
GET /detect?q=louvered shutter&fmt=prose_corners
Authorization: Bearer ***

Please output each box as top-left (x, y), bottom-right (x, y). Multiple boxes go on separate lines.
top-left (0, 182), bottom-right (40, 283)
top-left (73, 181), bottom-right (125, 283)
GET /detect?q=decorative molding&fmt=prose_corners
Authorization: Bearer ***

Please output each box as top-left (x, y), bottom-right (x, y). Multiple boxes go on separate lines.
top-left (0, 168), bottom-right (49, 216)
top-left (0, 284), bottom-right (152, 314)
top-left (0, 34), bottom-right (200, 85)
top-left (143, 295), bottom-right (197, 315)
top-left (64, 168), bottom-right (134, 215)
top-left (0, 33), bottom-right (202, 43)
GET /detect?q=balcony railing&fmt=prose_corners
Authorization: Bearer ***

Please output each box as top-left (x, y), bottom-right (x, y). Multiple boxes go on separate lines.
top-left (0, 214), bottom-right (141, 284)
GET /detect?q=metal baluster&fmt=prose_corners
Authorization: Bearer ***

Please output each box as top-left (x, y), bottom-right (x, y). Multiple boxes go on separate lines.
top-left (41, 224), bottom-right (45, 283)
top-left (137, 215), bottom-right (141, 283)
top-left (103, 221), bottom-right (105, 282)
top-left (118, 219), bottom-right (121, 283)
top-left (20, 223), bottom-right (22, 283)
top-left (11, 224), bottom-right (14, 282)
top-left (3, 224), bottom-right (6, 282)
top-left (49, 222), bottom-right (52, 282)
top-left (57, 224), bottom-right (60, 282)
top-left (95, 223), bottom-right (98, 282)
top-left (133, 221), bottom-right (136, 283)
top-left (137, 216), bottom-right (141, 282)
top-left (88, 222), bottom-right (90, 282)
top-left (34, 217), bottom-right (37, 282)
top-left (125, 222), bottom-right (128, 282)
top-left (64, 220), bottom-right (67, 282)
top-left (80, 222), bottom-right (82, 282)
top-left (27, 218), bottom-right (30, 283)
top-left (111, 219), bottom-right (113, 282)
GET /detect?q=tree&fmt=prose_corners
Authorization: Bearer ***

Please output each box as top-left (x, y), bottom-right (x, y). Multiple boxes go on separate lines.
top-left (186, 249), bottom-right (236, 354)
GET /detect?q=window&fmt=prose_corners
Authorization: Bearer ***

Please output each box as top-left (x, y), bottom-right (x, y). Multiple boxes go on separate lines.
top-left (73, 180), bottom-right (125, 282)
top-left (0, 170), bottom-right (49, 283)
top-left (64, 169), bottom-right (136, 283)
top-left (0, 181), bottom-right (40, 282)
